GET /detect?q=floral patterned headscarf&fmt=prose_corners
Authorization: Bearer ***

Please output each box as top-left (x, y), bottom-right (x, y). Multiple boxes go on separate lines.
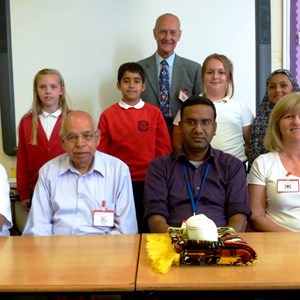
top-left (248, 69), bottom-right (300, 170)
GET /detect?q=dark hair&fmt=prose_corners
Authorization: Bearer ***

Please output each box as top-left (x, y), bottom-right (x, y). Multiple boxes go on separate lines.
top-left (180, 95), bottom-right (217, 121)
top-left (117, 62), bottom-right (145, 83)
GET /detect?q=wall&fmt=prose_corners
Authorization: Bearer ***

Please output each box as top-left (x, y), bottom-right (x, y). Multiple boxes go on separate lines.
top-left (0, 0), bottom-right (283, 176)
top-left (271, 0), bottom-right (283, 70)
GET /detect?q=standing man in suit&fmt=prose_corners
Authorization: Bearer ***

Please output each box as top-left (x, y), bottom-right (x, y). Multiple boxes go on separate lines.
top-left (138, 13), bottom-right (202, 137)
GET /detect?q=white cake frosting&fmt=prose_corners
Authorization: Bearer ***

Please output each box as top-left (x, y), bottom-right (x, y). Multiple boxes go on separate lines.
top-left (185, 214), bottom-right (218, 241)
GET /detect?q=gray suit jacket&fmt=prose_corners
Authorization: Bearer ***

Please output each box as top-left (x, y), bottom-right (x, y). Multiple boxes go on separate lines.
top-left (137, 53), bottom-right (202, 119)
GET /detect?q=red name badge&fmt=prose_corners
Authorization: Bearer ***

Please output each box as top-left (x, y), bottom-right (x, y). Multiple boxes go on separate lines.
top-left (277, 179), bottom-right (299, 193)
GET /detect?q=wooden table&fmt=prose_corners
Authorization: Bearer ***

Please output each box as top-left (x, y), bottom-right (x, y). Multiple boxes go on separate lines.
top-left (136, 232), bottom-right (300, 295)
top-left (0, 234), bottom-right (140, 292)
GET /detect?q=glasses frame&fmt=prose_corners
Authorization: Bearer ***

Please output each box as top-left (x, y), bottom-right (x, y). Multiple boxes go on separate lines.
top-left (63, 130), bottom-right (99, 143)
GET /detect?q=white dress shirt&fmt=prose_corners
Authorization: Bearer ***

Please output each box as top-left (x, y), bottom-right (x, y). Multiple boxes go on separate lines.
top-left (22, 151), bottom-right (138, 236)
top-left (39, 108), bottom-right (62, 140)
top-left (0, 164), bottom-right (12, 236)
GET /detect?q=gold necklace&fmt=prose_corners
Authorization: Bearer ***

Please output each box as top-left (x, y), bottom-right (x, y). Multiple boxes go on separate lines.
top-left (282, 152), bottom-right (298, 170)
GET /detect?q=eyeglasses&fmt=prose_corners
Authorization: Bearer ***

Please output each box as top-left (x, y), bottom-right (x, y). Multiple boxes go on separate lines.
top-left (63, 130), bottom-right (99, 143)
top-left (183, 119), bottom-right (214, 128)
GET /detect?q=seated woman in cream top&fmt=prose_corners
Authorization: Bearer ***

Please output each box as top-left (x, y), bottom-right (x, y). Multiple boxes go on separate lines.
top-left (248, 92), bottom-right (300, 232)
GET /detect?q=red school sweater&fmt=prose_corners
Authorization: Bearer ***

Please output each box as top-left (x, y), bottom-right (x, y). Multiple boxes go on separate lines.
top-left (16, 114), bottom-right (65, 201)
top-left (98, 103), bottom-right (172, 181)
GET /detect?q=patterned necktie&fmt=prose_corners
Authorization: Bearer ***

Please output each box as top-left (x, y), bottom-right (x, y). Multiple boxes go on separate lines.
top-left (159, 60), bottom-right (170, 118)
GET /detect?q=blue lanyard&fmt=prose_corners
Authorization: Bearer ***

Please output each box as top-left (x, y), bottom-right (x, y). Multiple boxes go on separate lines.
top-left (183, 162), bottom-right (212, 215)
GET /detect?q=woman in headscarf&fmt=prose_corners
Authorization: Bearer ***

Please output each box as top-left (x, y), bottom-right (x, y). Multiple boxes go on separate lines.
top-left (248, 69), bottom-right (300, 171)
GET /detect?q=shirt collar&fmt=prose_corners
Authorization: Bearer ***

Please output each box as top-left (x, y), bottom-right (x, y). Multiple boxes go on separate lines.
top-left (214, 95), bottom-right (230, 103)
top-left (59, 151), bottom-right (106, 176)
top-left (155, 52), bottom-right (176, 68)
top-left (175, 145), bottom-right (215, 167)
top-left (200, 94), bottom-right (229, 103)
top-left (41, 108), bottom-right (62, 118)
top-left (119, 99), bottom-right (144, 109)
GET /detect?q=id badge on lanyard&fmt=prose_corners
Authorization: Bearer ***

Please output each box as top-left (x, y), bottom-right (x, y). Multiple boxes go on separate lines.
top-left (183, 162), bottom-right (212, 215)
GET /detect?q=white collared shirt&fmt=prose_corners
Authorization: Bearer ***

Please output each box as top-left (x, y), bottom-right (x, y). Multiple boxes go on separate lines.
top-left (39, 108), bottom-right (62, 140)
top-left (119, 99), bottom-right (145, 109)
top-left (212, 95), bottom-right (229, 103)
top-left (22, 151), bottom-right (138, 236)
top-left (0, 164), bottom-right (12, 236)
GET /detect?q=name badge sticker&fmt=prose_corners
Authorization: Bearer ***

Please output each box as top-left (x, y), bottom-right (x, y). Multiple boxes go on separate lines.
top-left (93, 210), bottom-right (114, 227)
top-left (179, 90), bottom-right (189, 102)
top-left (277, 179), bottom-right (299, 193)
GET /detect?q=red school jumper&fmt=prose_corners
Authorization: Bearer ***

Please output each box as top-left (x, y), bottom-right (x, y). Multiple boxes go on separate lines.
top-left (16, 114), bottom-right (65, 201)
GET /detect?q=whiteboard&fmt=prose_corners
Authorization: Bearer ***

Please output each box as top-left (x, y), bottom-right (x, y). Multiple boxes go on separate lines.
top-left (10, 0), bottom-right (256, 132)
